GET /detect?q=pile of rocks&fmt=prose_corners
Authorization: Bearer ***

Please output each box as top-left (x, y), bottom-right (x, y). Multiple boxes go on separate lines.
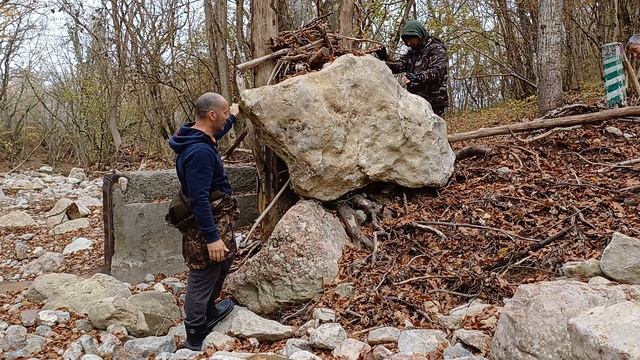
top-left (492, 231), bottom-right (640, 359)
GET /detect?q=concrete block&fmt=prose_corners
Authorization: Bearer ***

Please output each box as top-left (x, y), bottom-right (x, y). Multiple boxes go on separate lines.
top-left (107, 165), bottom-right (258, 283)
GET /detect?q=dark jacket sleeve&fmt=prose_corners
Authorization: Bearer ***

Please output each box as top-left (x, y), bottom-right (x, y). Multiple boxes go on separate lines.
top-left (214, 114), bottom-right (237, 140)
top-left (414, 43), bottom-right (448, 86)
top-left (184, 146), bottom-right (220, 243)
top-left (385, 54), bottom-right (409, 74)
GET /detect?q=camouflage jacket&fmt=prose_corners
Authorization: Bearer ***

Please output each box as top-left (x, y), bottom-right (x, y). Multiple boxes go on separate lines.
top-left (386, 37), bottom-right (449, 108)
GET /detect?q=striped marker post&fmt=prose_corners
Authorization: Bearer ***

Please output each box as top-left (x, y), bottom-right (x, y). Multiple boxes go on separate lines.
top-left (602, 42), bottom-right (627, 108)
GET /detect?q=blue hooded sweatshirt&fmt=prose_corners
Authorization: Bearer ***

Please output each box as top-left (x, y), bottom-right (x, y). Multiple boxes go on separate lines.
top-left (168, 115), bottom-right (236, 243)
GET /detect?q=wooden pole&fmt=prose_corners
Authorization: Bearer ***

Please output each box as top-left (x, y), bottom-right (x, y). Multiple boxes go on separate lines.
top-left (448, 106), bottom-right (640, 143)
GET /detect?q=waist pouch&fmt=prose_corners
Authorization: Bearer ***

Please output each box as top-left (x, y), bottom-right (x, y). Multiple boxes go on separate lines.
top-left (165, 190), bottom-right (228, 230)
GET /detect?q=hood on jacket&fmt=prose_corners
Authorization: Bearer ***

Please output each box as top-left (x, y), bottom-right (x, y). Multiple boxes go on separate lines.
top-left (401, 20), bottom-right (428, 40)
top-left (168, 123), bottom-right (214, 155)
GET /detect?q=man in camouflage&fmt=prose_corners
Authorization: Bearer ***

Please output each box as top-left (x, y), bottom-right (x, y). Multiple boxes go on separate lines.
top-left (168, 92), bottom-right (240, 351)
top-left (377, 20), bottom-right (450, 117)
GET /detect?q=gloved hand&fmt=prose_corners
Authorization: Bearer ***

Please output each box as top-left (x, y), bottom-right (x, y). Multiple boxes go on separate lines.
top-left (405, 72), bottom-right (422, 84)
top-left (375, 46), bottom-right (388, 60)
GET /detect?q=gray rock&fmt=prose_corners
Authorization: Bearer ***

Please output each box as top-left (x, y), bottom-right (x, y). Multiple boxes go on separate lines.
top-left (0, 325), bottom-right (27, 351)
top-left (289, 351), bottom-right (322, 360)
top-left (75, 319), bottom-right (94, 333)
top-left (128, 291), bottom-right (181, 336)
top-left (563, 259), bottom-right (603, 279)
top-left (332, 338), bottom-right (371, 360)
top-left (39, 166), bottom-right (54, 173)
top-left (309, 323), bottom-right (347, 350)
top-left (136, 283), bottom-right (151, 291)
top-left (28, 273), bottom-right (132, 313)
top-left (81, 355), bottom-right (103, 360)
top-left (23, 335), bottom-right (48, 356)
top-left (397, 329), bottom-right (449, 355)
top-left (87, 296), bottom-right (149, 337)
top-left (51, 218), bottom-right (90, 235)
top-left (67, 202), bottom-right (91, 220)
top-left (63, 341), bottom-right (83, 360)
top-left (203, 331), bottom-right (236, 351)
top-left (0, 210), bottom-right (36, 228)
top-left (154, 283), bottom-right (167, 292)
top-left (281, 338), bottom-right (312, 357)
top-left (75, 196), bottom-right (103, 209)
top-left (63, 237), bottom-right (94, 255)
top-left (312, 308), bottom-right (336, 323)
top-left (0, 320), bottom-right (8, 331)
top-left (97, 333), bottom-right (121, 357)
top-left (14, 240), bottom-right (29, 260)
top-left (161, 277), bottom-right (186, 293)
top-left (20, 233), bottom-right (34, 241)
top-left (436, 300), bottom-right (494, 330)
top-left (36, 310), bottom-right (60, 326)
top-left (21, 309), bottom-right (39, 326)
top-left (32, 246), bottom-right (45, 258)
top-left (453, 329), bottom-right (490, 353)
top-left (22, 252), bottom-right (64, 276)
top-left (295, 319), bottom-right (319, 337)
top-left (168, 322), bottom-right (187, 343)
top-left (69, 168), bottom-right (86, 182)
top-left (601, 232), bottom-right (640, 284)
top-left (606, 126), bottom-right (624, 136)
top-left (171, 348), bottom-right (203, 359)
top-left (46, 198), bottom-right (73, 227)
top-left (227, 200), bottom-right (348, 314)
top-left (367, 327), bottom-right (401, 345)
top-left (372, 345), bottom-right (394, 360)
top-left (5, 349), bottom-right (31, 360)
top-left (144, 274), bottom-right (155, 283)
top-left (588, 276), bottom-right (612, 285)
top-left (212, 306), bottom-right (293, 341)
top-left (568, 300), bottom-right (640, 359)
top-left (79, 334), bottom-right (99, 355)
top-left (443, 343), bottom-right (474, 359)
top-left (495, 167), bottom-right (511, 176)
top-left (35, 325), bottom-right (56, 338)
top-left (106, 324), bottom-right (128, 337)
top-left (122, 336), bottom-right (177, 358)
top-left (334, 283), bottom-right (355, 298)
top-left (241, 54), bottom-right (455, 201)
top-left (491, 280), bottom-right (640, 360)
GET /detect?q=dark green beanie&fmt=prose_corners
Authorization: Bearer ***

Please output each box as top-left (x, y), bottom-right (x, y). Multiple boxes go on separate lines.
top-left (401, 20), bottom-right (428, 39)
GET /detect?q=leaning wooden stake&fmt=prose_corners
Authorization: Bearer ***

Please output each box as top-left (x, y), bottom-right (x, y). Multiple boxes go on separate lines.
top-left (241, 178), bottom-right (291, 247)
top-left (448, 106), bottom-right (640, 143)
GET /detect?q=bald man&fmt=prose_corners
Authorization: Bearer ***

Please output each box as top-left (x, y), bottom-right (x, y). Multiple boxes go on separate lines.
top-left (628, 34), bottom-right (640, 59)
top-left (169, 92), bottom-right (240, 350)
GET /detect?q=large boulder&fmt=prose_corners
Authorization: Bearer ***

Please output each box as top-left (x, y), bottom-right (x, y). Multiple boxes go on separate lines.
top-left (27, 273), bottom-right (132, 313)
top-left (568, 300), bottom-right (640, 359)
top-left (491, 280), bottom-right (640, 360)
top-left (128, 291), bottom-right (182, 336)
top-left (240, 54), bottom-right (455, 201)
top-left (226, 200), bottom-right (348, 314)
top-left (601, 232), bottom-right (640, 284)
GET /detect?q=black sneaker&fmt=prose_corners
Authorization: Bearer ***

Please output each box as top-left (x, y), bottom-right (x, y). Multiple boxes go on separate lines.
top-left (206, 298), bottom-right (235, 331)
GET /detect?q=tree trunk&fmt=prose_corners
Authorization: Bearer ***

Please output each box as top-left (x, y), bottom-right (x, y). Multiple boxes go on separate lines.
top-left (250, 0), bottom-right (297, 241)
top-left (536, 0), bottom-right (564, 115)
top-left (338, 0), bottom-right (354, 48)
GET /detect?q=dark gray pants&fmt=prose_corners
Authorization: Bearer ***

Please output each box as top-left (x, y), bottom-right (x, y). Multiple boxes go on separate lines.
top-left (183, 256), bottom-right (234, 327)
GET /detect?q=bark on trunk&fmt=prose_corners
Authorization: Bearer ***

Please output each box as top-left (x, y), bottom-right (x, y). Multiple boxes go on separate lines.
top-left (536, 0), bottom-right (564, 115)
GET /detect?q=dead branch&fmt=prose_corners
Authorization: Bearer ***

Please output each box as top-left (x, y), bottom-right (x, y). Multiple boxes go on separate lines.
top-left (448, 106), bottom-right (640, 143)
top-left (415, 221), bottom-right (538, 242)
top-left (486, 224), bottom-right (575, 272)
top-left (236, 39), bottom-right (324, 71)
top-left (242, 178), bottom-right (291, 248)
top-left (338, 202), bottom-right (374, 250)
top-left (350, 195), bottom-right (383, 230)
top-left (410, 223), bottom-right (447, 240)
top-left (455, 145), bottom-right (493, 161)
top-left (222, 129), bottom-right (248, 159)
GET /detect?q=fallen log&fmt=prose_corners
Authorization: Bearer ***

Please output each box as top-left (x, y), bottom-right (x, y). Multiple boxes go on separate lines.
top-left (337, 203), bottom-right (374, 251)
top-left (448, 106), bottom-right (640, 143)
top-left (455, 145), bottom-right (492, 161)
